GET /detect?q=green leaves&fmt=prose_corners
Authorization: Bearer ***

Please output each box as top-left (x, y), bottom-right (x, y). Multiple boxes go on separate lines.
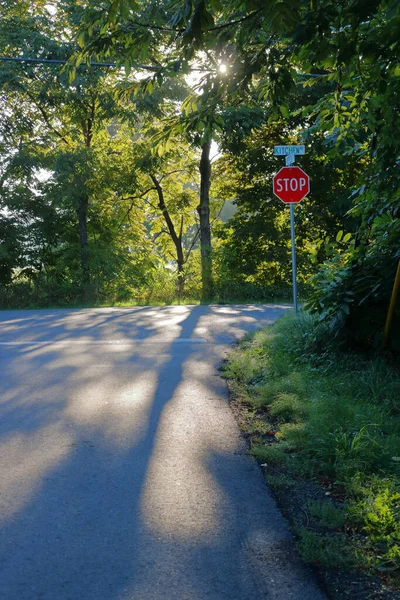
top-left (181, 0), bottom-right (215, 49)
top-left (107, 1), bottom-right (120, 25)
top-left (77, 32), bottom-right (86, 49)
top-left (279, 105), bottom-right (290, 119)
top-left (336, 231), bottom-right (352, 243)
top-left (107, 0), bottom-right (138, 25)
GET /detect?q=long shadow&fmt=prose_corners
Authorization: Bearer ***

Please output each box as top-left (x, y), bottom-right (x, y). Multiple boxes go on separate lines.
top-left (0, 307), bottom-right (250, 599)
top-left (0, 304), bottom-right (312, 600)
top-left (0, 305), bottom-right (193, 440)
top-left (0, 306), bottom-right (173, 343)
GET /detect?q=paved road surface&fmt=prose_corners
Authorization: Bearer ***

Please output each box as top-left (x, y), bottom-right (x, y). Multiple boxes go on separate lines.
top-left (0, 306), bottom-right (326, 600)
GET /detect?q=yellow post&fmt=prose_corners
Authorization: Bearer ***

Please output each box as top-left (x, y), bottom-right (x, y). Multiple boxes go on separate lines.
top-left (384, 259), bottom-right (400, 344)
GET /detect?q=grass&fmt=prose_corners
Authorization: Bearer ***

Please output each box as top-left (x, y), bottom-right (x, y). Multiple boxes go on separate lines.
top-left (0, 298), bottom-right (294, 311)
top-left (0, 298), bottom-right (204, 310)
top-left (223, 312), bottom-right (400, 587)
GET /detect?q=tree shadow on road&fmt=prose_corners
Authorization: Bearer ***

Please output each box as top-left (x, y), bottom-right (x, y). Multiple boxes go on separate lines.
top-left (0, 307), bottom-right (265, 600)
top-left (0, 305), bottom-right (308, 600)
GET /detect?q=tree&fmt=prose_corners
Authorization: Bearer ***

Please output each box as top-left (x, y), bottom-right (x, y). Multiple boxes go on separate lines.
top-left (74, 0), bottom-right (300, 300)
top-left (211, 111), bottom-right (360, 297)
top-left (0, 0), bottom-right (147, 298)
top-left (116, 126), bottom-right (201, 296)
top-left (291, 0), bottom-right (400, 345)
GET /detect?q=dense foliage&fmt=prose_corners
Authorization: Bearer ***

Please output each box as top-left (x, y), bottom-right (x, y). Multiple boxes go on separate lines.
top-left (224, 313), bottom-right (400, 584)
top-left (0, 0), bottom-right (399, 347)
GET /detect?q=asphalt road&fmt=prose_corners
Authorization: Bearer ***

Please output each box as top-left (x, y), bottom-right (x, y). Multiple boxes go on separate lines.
top-left (0, 305), bottom-right (326, 600)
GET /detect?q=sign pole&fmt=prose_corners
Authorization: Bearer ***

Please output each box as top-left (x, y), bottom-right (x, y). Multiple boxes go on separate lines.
top-left (286, 153), bottom-right (298, 313)
top-left (273, 146), bottom-right (309, 315)
top-left (290, 203), bottom-right (298, 313)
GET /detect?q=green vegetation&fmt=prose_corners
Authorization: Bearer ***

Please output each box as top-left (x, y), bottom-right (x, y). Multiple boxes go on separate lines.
top-left (0, 1), bottom-right (398, 350)
top-left (223, 312), bottom-right (400, 584)
top-left (1, 3), bottom-right (399, 592)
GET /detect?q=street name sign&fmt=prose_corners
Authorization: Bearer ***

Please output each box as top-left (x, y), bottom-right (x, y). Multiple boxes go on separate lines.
top-left (273, 166), bottom-right (310, 203)
top-left (273, 145), bottom-right (305, 156)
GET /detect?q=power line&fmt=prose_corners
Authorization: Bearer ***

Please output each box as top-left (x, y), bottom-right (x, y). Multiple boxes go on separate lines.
top-left (0, 56), bottom-right (158, 70)
top-left (0, 56), bottom-right (323, 77)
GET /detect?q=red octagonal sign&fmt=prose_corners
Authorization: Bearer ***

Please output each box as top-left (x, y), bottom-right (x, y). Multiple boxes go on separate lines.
top-left (273, 166), bottom-right (310, 203)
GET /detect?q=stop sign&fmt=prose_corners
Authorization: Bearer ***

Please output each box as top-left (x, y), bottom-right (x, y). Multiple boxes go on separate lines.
top-left (273, 166), bottom-right (310, 203)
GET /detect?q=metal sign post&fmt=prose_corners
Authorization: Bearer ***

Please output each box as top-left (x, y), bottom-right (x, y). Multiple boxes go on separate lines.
top-left (273, 146), bottom-right (310, 314)
top-left (288, 154), bottom-right (298, 313)
top-left (290, 203), bottom-right (298, 313)
top-left (286, 153), bottom-right (298, 312)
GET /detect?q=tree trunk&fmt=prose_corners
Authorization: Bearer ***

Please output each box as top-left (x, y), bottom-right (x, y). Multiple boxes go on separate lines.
top-left (150, 174), bottom-right (185, 296)
top-left (77, 196), bottom-right (89, 296)
top-left (177, 260), bottom-right (185, 297)
top-left (77, 114), bottom-right (94, 300)
top-left (198, 140), bottom-right (213, 301)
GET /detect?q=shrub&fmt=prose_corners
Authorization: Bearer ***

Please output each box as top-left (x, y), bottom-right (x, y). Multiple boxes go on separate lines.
top-left (225, 311), bottom-right (400, 581)
top-left (269, 393), bottom-right (304, 422)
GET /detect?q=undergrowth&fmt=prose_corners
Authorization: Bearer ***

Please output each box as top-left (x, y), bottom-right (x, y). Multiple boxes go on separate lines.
top-left (223, 312), bottom-right (400, 586)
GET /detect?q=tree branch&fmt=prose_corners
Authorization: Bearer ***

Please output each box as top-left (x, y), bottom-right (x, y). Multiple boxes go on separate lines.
top-left (150, 173), bottom-right (186, 272)
top-left (127, 19), bottom-right (183, 33)
top-left (159, 169), bottom-right (189, 182)
top-left (184, 226), bottom-right (200, 262)
top-left (211, 200), bottom-right (226, 226)
top-left (210, 9), bottom-right (264, 32)
top-left (150, 174), bottom-right (181, 250)
top-left (119, 186), bottom-right (156, 227)
top-left (24, 91), bottom-right (71, 146)
top-left (179, 215), bottom-right (184, 241)
top-left (153, 229), bottom-right (169, 242)
top-left (127, 9), bottom-right (264, 35)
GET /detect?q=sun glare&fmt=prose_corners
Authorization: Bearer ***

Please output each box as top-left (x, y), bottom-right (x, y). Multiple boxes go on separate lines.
top-left (219, 64), bottom-right (227, 74)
